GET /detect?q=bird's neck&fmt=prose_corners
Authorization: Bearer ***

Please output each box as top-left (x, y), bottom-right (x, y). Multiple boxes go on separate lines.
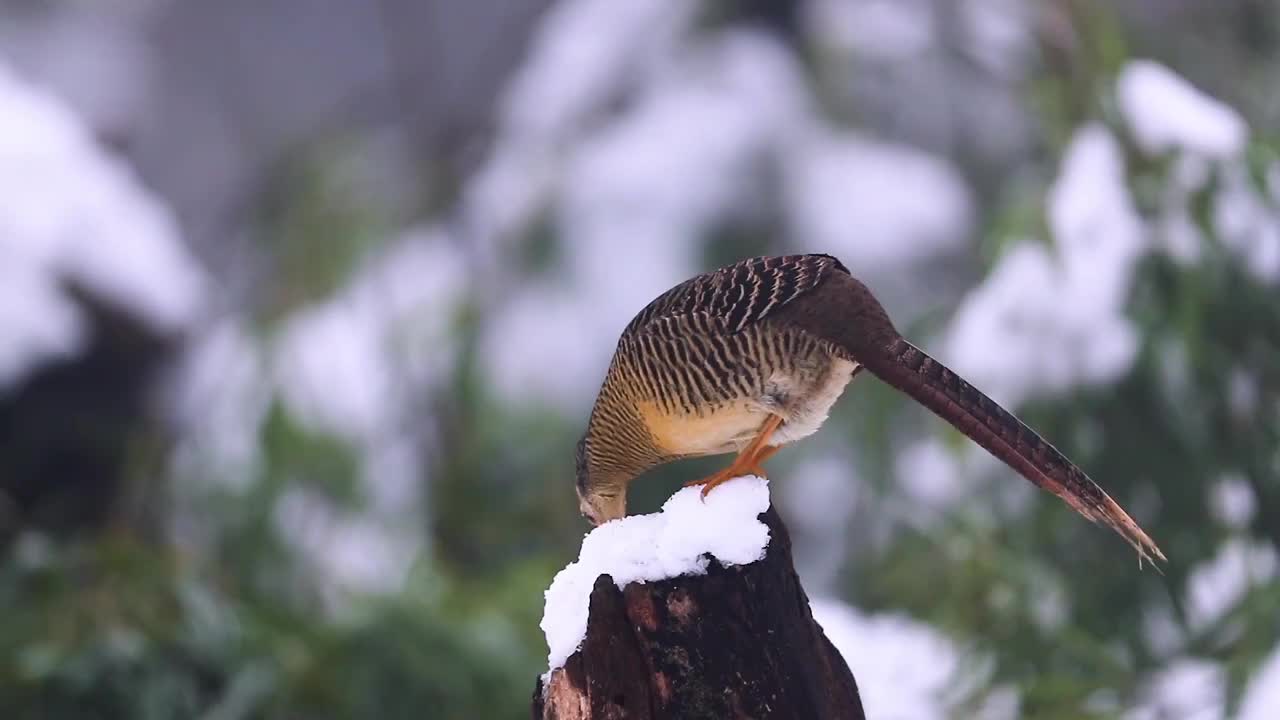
top-left (585, 432), bottom-right (662, 488)
top-left (584, 397), bottom-right (664, 488)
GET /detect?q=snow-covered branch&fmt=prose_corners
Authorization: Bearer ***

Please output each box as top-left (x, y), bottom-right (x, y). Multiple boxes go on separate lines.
top-left (535, 477), bottom-right (865, 719)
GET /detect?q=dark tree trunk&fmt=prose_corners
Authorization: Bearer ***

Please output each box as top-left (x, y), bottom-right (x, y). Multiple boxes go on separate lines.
top-left (0, 288), bottom-right (177, 544)
top-left (531, 507), bottom-right (866, 720)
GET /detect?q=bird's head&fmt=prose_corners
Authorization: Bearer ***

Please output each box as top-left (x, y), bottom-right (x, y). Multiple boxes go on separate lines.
top-left (575, 434), bottom-right (627, 526)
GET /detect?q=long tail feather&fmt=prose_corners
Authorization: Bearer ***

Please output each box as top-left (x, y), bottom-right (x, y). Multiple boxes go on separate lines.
top-left (861, 338), bottom-right (1165, 566)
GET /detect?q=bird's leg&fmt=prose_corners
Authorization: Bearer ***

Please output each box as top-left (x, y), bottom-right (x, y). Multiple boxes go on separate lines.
top-left (746, 443), bottom-right (782, 476)
top-left (684, 414), bottom-right (784, 498)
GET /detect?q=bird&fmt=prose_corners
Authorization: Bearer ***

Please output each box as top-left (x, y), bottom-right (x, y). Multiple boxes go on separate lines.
top-left (574, 254), bottom-right (1165, 565)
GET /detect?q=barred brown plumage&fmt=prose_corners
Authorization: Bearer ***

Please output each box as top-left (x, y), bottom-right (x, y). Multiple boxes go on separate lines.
top-left (622, 254), bottom-right (847, 336)
top-left (576, 254), bottom-right (1165, 567)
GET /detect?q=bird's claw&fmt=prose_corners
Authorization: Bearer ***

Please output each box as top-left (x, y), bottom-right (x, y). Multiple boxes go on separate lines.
top-left (686, 465), bottom-right (767, 502)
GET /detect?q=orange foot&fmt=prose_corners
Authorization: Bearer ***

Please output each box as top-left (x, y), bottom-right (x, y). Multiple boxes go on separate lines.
top-left (682, 456), bottom-right (767, 496)
top-left (683, 416), bottom-right (784, 500)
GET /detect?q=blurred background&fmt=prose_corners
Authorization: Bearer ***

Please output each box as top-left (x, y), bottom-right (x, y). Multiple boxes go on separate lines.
top-left (1, 0), bottom-right (1278, 718)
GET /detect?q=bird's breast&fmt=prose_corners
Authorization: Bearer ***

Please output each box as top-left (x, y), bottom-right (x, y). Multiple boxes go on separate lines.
top-left (637, 355), bottom-right (858, 458)
top-left (638, 400), bottom-right (765, 457)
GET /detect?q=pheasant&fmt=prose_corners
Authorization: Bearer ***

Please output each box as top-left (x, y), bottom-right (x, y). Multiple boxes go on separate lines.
top-left (574, 254), bottom-right (1164, 564)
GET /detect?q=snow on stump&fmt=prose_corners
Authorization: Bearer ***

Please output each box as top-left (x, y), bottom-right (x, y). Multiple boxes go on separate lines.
top-left (533, 476), bottom-right (866, 720)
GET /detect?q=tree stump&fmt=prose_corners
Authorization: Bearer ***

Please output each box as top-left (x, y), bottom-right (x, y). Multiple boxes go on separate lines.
top-left (531, 507), bottom-right (866, 719)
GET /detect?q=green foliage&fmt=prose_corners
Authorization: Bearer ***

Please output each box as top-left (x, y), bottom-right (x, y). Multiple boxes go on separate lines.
top-left (0, 534), bottom-right (545, 719)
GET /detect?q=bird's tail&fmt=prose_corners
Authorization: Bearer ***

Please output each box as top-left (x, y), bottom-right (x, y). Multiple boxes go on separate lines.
top-left (860, 337), bottom-right (1166, 567)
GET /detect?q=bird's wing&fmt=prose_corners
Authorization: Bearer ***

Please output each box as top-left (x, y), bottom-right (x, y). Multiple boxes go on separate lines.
top-left (622, 254), bottom-right (851, 338)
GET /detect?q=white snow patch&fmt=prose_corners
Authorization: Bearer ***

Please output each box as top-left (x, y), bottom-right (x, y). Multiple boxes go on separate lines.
top-left (170, 319), bottom-right (271, 491)
top-left (466, 0), bottom-right (696, 256)
top-left (1158, 207), bottom-right (1205, 266)
top-left (562, 31), bottom-right (804, 241)
top-left (276, 302), bottom-right (394, 441)
top-left (1240, 644), bottom-right (1280, 720)
top-left (896, 438), bottom-right (969, 509)
top-left (481, 281), bottom-right (609, 409)
top-left (783, 456), bottom-right (859, 534)
top-left (500, 0), bottom-right (692, 142)
top-left (1048, 125), bottom-right (1147, 311)
top-left (1126, 659), bottom-right (1225, 720)
top-left (485, 31), bottom-right (811, 409)
top-left (1152, 155), bottom-right (1213, 266)
top-left (960, 0), bottom-right (1034, 78)
top-left (805, 0), bottom-right (935, 62)
top-left (811, 598), bottom-right (962, 720)
top-left (0, 257), bottom-right (87, 385)
top-left (944, 243), bottom-right (1136, 407)
top-left (560, 29), bottom-right (807, 277)
top-left (1227, 367), bottom-right (1261, 419)
top-left (1209, 474), bottom-right (1257, 529)
top-left (1117, 60), bottom-right (1247, 160)
top-left (266, 230), bottom-right (463, 591)
top-left (893, 434), bottom-right (1025, 526)
top-left (1213, 163), bottom-right (1280, 283)
top-left (1141, 601), bottom-right (1185, 659)
top-left (274, 488), bottom-right (421, 597)
top-left (541, 476), bottom-right (771, 670)
top-left (1185, 539), bottom-right (1278, 633)
top-left (784, 130), bottom-right (972, 273)
top-left (171, 230), bottom-right (462, 591)
top-left (274, 230), bottom-right (465, 442)
top-left (0, 60), bottom-right (206, 388)
top-left (945, 126), bottom-right (1142, 407)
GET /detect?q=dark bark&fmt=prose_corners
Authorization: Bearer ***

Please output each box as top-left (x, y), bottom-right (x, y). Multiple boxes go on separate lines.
top-left (0, 286), bottom-right (177, 543)
top-left (532, 507), bottom-right (865, 720)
